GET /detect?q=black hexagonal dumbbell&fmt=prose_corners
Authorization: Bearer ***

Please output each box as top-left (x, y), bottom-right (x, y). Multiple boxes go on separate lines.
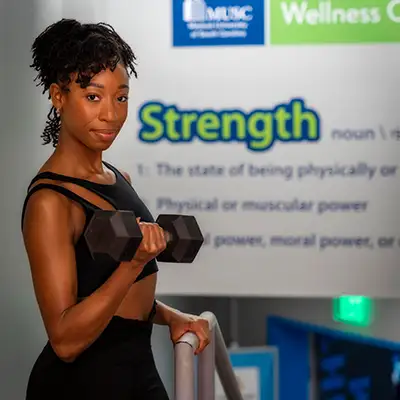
top-left (155, 214), bottom-right (204, 263)
top-left (83, 210), bottom-right (204, 263)
top-left (83, 210), bottom-right (143, 262)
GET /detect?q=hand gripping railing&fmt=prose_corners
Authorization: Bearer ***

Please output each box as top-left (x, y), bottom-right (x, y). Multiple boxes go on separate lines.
top-left (174, 311), bottom-right (244, 400)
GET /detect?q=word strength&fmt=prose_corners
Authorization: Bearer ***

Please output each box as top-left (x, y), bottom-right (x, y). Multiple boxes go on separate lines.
top-left (151, 162), bottom-right (398, 180)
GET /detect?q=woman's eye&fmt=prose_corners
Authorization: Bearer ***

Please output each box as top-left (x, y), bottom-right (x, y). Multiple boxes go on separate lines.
top-left (86, 94), bottom-right (128, 103)
top-left (87, 94), bottom-right (99, 101)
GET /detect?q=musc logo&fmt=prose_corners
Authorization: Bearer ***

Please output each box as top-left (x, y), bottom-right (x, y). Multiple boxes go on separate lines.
top-left (183, 0), bottom-right (253, 22)
top-left (173, 0), bottom-right (265, 46)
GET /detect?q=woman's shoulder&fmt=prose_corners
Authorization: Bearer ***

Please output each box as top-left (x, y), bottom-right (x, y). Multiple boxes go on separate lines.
top-left (22, 184), bottom-right (73, 244)
top-left (23, 184), bottom-right (72, 222)
top-left (22, 167), bottom-right (74, 233)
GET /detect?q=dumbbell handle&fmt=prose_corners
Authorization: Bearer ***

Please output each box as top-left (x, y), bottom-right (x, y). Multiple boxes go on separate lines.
top-left (163, 230), bottom-right (174, 244)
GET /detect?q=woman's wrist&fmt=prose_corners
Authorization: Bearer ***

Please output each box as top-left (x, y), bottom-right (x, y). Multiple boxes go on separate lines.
top-left (117, 260), bottom-right (145, 284)
top-left (130, 259), bottom-right (146, 270)
top-left (120, 259), bottom-right (145, 272)
top-left (153, 301), bottom-right (185, 326)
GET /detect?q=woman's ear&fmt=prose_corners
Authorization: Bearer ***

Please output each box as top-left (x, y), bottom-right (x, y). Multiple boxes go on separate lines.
top-left (49, 83), bottom-right (64, 111)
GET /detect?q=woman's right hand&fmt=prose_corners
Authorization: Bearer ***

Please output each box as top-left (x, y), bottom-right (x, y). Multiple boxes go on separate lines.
top-left (130, 218), bottom-right (167, 267)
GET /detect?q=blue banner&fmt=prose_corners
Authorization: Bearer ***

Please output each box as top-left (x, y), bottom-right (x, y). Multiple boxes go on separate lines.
top-left (267, 316), bottom-right (400, 400)
top-left (173, 0), bottom-right (265, 47)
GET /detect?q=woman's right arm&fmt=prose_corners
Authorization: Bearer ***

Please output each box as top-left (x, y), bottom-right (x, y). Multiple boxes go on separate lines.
top-left (22, 189), bottom-right (165, 363)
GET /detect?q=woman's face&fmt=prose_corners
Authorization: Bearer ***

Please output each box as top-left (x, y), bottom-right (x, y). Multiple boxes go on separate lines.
top-left (51, 63), bottom-right (130, 151)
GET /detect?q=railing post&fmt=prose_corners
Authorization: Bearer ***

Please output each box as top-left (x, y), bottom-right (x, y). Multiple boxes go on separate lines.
top-left (214, 322), bottom-right (243, 400)
top-left (198, 325), bottom-right (216, 400)
top-left (174, 340), bottom-right (198, 400)
top-left (174, 311), bottom-right (244, 400)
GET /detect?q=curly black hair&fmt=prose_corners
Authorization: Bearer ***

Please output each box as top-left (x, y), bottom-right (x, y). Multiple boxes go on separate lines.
top-left (30, 19), bottom-right (138, 147)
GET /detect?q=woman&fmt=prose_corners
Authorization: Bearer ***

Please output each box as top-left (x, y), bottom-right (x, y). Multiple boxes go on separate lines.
top-left (22, 18), bottom-right (210, 399)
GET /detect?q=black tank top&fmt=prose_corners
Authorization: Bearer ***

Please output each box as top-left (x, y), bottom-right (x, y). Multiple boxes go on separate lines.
top-left (21, 161), bottom-right (159, 299)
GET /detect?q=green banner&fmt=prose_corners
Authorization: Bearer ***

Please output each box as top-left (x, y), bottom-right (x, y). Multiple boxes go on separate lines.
top-left (270, 0), bottom-right (400, 44)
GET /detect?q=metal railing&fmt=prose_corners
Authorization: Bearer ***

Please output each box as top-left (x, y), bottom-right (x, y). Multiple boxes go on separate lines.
top-left (174, 311), bottom-right (244, 400)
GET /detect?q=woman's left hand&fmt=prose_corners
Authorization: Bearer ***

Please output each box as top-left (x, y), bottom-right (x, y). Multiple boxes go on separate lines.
top-left (168, 314), bottom-right (211, 355)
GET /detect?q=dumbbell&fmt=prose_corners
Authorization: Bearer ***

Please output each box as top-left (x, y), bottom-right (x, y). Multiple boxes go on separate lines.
top-left (83, 210), bottom-right (204, 263)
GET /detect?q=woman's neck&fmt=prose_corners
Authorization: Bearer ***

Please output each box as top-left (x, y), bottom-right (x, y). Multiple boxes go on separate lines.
top-left (53, 131), bottom-right (104, 175)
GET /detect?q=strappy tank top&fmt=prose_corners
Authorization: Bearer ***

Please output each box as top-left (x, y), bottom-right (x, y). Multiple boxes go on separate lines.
top-left (21, 161), bottom-right (159, 298)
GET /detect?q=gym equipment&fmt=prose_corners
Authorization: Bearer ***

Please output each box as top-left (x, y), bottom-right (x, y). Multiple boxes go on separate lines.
top-left (84, 210), bottom-right (204, 263)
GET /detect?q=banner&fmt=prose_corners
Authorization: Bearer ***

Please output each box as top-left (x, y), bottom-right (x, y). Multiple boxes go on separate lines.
top-left (270, 0), bottom-right (400, 44)
top-left (173, 0), bottom-right (265, 47)
top-left (104, 0), bottom-right (400, 296)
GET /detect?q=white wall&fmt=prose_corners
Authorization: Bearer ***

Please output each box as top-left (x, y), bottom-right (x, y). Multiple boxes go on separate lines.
top-left (0, 1), bottom-right (50, 399)
top-left (102, 0), bottom-right (400, 299)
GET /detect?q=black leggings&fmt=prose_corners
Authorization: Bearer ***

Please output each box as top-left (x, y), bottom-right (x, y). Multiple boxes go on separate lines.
top-left (25, 316), bottom-right (170, 400)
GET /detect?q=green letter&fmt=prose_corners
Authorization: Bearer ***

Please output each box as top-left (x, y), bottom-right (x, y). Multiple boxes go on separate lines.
top-left (182, 112), bottom-right (198, 141)
top-left (139, 103), bottom-right (164, 141)
top-left (247, 112), bottom-right (274, 151)
top-left (198, 112), bottom-right (220, 141)
top-left (164, 107), bottom-right (181, 141)
top-left (293, 100), bottom-right (318, 140)
top-left (221, 112), bottom-right (246, 140)
top-left (275, 106), bottom-right (291, 140)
